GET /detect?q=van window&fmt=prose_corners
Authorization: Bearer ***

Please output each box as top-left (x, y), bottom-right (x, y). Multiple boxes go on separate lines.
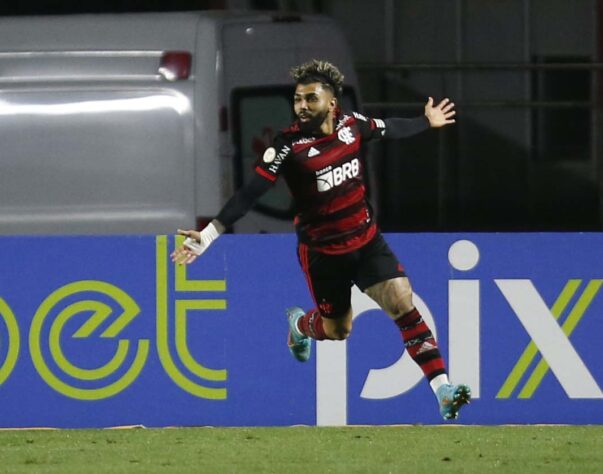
top-left (232, 87), bottom-right (357, 219)
top-left (234, 88), bottom-right (294, 218)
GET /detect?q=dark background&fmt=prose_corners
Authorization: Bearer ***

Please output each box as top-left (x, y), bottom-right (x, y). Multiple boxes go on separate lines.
top-left (2, 0), bottom-right (601, 232)
top-left (0, 0), bottom-right (224, 16)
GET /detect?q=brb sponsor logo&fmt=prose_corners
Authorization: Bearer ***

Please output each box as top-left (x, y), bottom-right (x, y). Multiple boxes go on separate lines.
top-left (316, 158), bottom-right (360, 192)
top-left (0, 236), bottom-right (227, 401)
top-left (316, 239), bottom-right (603, 425)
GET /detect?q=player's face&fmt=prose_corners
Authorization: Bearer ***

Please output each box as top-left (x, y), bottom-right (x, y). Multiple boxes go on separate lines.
top-left (293, 82), bottom-right (337, 133)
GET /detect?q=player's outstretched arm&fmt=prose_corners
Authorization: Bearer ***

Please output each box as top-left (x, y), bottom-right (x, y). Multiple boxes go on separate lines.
top-left (170, 220), bottom-right (225, 265)
top-left (424, 97), bottom-right (456, 128)
top-left (170, 173), bottom-right (274, 265)
top-left (366, 96), bottom-right (456, 141)
top-left (371, 96), bottom-right (457, 140)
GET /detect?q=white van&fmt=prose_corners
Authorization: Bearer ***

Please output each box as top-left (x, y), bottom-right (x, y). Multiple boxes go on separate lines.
top-left (0, 11), bottom-right (360, 234)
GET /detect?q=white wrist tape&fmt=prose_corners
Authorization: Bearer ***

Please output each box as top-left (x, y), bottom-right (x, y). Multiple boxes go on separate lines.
top-left (183, 237), bottom-right (205, 255)
top-left (183, 222), bottom-right (221, 256)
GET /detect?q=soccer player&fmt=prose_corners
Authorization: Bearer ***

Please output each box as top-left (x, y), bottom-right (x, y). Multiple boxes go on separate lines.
top-left (171, 60), bottom-right (471, 420)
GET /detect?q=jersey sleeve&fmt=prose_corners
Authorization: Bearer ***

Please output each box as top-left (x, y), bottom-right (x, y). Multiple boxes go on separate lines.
top-left (215, 173), bottom-right (274, 228)
top-left (353, 111), bottom-right (388, 142)
top-left (353, 111), bottom-right (430, 141)
top-left (254, 133), bottom-right (293, 182)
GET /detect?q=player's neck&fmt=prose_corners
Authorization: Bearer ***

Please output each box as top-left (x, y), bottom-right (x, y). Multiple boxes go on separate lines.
top-left (319, 113), bottom-right (336, 135)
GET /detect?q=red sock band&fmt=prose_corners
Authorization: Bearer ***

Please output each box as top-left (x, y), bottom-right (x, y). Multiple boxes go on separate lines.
top-left (394, 308), bottom-right (447, 381)
top-left (298, 309), bottom-right (328, 340)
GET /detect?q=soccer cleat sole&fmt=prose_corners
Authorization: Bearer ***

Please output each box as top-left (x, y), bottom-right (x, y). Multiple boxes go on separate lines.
top-left (444, 385), bottom-right (472, 420)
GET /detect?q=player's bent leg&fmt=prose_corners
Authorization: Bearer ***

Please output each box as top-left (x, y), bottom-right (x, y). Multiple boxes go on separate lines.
top-left (286, 306), bottom-right (352, 362)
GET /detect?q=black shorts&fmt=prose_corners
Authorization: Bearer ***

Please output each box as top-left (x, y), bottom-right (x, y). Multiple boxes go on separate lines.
top-left (297, 232), bottom-right (406, 319)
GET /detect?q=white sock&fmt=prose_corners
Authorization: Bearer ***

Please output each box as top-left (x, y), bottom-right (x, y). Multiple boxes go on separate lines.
top-left (429, 374), bottom-right (450, 395)
top-left (294, 318), bottom-right (303, 337)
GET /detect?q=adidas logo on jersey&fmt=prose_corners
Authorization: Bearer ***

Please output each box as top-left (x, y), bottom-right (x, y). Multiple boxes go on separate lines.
top-left (316, 158), bottom-right (360, 192)
top-left (308, 147), bottom-right (320, 157)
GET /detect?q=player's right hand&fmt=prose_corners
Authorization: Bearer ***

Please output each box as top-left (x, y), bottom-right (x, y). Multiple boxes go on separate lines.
top-left (170, 229), bottom-right (205, 265)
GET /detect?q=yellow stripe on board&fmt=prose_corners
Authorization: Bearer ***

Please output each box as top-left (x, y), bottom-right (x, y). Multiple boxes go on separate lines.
top-left (496, 280), bottom-right (581, 399)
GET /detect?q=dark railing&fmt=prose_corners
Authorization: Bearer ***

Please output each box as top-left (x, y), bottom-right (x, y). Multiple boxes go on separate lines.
top-left (357, 62), bottom-right (602, 110)
top-left (363, 101), bottom-right (596, 109)
top-left (356, 62), bottom-right (603, 71)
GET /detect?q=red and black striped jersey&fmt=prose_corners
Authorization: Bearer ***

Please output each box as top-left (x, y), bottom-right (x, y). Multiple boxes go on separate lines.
top-left (254, 110), bottom-right (388, 254)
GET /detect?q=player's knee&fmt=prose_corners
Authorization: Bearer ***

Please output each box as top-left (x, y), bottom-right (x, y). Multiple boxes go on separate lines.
top-left (392, 285), bottom-right (414, 316)
top-left (325, 325), bottom-right (351, 340)
top-left (322, 313), bottom-right (352, 340)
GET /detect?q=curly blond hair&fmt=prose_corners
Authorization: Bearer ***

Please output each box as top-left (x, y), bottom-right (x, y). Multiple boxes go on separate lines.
top-left (290, 59), bottom-right (344, 97)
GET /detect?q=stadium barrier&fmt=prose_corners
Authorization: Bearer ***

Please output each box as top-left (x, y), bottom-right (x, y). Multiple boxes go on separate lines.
top-left (0, 233), bottom-right (601, 428)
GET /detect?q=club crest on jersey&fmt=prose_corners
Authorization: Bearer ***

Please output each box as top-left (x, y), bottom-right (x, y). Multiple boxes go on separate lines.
top-left (338, 126), bottom-right (355, 145)
top-left (316, 158), bottom-right (360, 192)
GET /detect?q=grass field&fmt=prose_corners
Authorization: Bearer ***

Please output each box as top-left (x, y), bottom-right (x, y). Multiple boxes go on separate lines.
top-left (0, 425), bottom-right (602, 473)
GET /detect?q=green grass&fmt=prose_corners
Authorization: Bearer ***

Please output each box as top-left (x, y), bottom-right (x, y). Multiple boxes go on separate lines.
top-left (0, 425), bottom-right (601, 473)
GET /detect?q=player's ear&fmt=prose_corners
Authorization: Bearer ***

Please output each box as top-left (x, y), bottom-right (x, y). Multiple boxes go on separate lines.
top-left (329, 96), bottom-right (338, 112)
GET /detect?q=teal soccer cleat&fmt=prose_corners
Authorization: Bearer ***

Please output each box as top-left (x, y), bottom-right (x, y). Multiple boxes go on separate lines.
top-left (436, 384), bottom-right (471, 420)
top-left (286, 307), bottom-right (311, 362)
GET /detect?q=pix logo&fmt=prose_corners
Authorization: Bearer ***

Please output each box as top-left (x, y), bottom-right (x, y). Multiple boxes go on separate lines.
top-left (316, 239), bottom-right (603, 426)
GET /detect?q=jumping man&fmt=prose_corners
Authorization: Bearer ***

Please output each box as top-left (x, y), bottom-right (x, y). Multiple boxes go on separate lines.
top-left (171, 59), bottom-right (471, 420)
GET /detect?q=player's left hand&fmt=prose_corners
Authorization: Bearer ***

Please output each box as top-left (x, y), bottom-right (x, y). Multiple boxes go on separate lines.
top-left (424, 97), bottom-right (456, 128)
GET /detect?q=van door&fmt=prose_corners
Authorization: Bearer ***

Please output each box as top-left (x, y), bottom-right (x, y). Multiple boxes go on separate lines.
top-left (0, 56), bottom-right (195, 234)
